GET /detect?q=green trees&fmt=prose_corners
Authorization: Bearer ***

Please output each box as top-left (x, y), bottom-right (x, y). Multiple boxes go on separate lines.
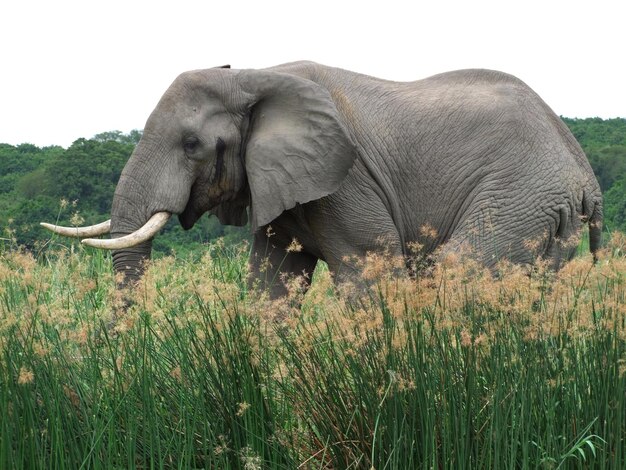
top-left (42, 138), bottom-right (132, 213)
top-left (0, 132), bottom-right (248, 254)
top-left (563, 118), bottom-right (626, 189)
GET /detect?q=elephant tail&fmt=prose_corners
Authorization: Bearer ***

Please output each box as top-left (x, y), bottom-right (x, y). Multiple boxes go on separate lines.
top-left (583, 189), bottom-right (603, 262)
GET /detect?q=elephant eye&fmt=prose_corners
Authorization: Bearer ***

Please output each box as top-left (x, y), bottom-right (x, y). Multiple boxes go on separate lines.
top-left (183, 136), bottom-right (200, 155)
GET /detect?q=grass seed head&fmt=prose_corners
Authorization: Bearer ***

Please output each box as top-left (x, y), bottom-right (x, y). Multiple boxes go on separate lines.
top-left (18, 367), bottom-right (34, 385)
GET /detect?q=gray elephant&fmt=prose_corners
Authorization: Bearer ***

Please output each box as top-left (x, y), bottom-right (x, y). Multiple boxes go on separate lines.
top-left (43, 61), bottom-right (603, 298)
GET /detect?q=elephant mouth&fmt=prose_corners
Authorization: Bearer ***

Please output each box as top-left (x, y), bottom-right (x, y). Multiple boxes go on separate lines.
top-left (179, 204), bottom-right (201, 230)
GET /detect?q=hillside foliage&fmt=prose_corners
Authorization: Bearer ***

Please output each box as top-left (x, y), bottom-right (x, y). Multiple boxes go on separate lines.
top-left (0, 118), bottom-right (625, 253)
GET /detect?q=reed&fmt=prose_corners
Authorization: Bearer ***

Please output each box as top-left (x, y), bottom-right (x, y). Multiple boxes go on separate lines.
top-left (0, 236), bottom-right (624, 468)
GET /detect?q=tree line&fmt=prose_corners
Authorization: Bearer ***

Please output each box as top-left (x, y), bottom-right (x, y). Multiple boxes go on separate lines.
top-left (0, 131), bottom-right (247, 256)
top-left (1, 118), bottom-right (625, 255)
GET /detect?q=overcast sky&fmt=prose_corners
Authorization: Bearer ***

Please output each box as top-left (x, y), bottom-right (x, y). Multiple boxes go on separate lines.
top-left (1, 0), bottom-right (624, 148)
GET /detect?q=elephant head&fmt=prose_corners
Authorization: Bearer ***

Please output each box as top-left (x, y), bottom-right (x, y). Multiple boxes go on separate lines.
top-left (42, 67), bottom-right (357, 284)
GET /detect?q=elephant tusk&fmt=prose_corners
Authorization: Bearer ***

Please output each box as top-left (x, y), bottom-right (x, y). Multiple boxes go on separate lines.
top-left (40, 220), bottom-right (111, 238)
top-left (81, 212), bottom-right (171, 250)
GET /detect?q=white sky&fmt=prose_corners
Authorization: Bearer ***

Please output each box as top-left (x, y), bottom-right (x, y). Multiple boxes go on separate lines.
top-left (1, 0), bottom-right (624, 148)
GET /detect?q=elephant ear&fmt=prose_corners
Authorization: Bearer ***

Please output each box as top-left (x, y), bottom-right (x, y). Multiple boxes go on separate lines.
top-left (238, 70), bottom-right (357, 230)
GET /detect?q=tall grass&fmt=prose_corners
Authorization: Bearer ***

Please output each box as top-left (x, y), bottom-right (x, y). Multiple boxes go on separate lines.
top-left (0, 236), bottom-right (625, 468)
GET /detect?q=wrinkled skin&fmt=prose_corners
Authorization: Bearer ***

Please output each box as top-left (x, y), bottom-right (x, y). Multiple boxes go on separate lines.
top-left (110, 61), bottom-right (602, 298)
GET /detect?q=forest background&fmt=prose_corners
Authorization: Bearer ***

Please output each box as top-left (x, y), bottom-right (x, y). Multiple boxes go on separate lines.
top-left (1, 117), bottom-right (625, 256)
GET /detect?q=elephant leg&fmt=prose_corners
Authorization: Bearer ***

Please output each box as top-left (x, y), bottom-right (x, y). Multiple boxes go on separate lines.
top-left (439, 227), bottom-right (530, 269)
top-left (442, 201), bottom-right (582, 270)
top-left (323, 240), bottom-right (405, 301)
top-left (542, 204), bottom-right (585, 269)
top-left (249, 229), bottom-right (318, 299)
top-left (308, 195), bottom-right (405, 294)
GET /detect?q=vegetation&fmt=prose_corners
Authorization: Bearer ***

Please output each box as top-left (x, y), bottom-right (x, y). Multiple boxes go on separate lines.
top-left (0, 236), bottom-right (625, 467)
top-left (0, 117), bottom-right (624, 467)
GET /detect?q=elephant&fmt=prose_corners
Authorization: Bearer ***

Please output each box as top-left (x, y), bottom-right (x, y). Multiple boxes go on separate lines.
top-left (42, 61), bottom-right (603, 298)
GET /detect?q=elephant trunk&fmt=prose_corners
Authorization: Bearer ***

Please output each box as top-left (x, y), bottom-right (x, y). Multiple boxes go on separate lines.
top-left (110, 202), bottom-right (152, 287)
top-left (40, 136), bottom-right (178, 289)
top-left (112, 241), bottom-right (153, 287)
top-left (108, 158), bottom-right (159, 287)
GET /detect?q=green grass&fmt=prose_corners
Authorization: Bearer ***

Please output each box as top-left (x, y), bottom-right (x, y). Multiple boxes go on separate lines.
top-left (0, 238), bottom-right (625, 469)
